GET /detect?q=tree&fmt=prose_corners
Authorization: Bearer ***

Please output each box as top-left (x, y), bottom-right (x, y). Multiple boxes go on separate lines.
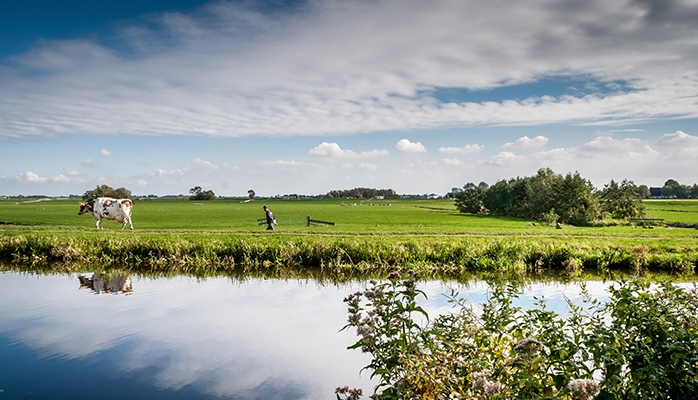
top-left (550, 172), bottom-right (600, 225)
top-left (189, 186), bottom-right (215, 200)
top-left (82, 185), bottom-right (133, 201)
top-left (455, 183), bottom-right (485, 214)
top-left (637, 185), bottom-right (651, 199)
top-left (247, 189), bottom-right (256, 199)
top-left (601, 179), bottom-right (645, 219)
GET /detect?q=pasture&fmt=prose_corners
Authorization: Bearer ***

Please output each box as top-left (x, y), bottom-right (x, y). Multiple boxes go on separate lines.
top-left (1, 197), bottom-right (698, 236)
top-left (1, 197), bottom-right (697, 276)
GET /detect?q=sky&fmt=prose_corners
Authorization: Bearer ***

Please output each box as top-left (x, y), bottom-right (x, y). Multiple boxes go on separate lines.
top-left (1, 0), bottom-right (697, 197)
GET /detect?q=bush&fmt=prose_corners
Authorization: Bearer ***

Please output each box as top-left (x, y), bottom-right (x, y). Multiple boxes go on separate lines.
top-left (340, 276), bottom-right (698, 399)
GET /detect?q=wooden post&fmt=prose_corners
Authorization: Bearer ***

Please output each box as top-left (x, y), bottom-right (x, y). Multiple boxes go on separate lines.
top-left (307, 216), bottom-right (311, 227)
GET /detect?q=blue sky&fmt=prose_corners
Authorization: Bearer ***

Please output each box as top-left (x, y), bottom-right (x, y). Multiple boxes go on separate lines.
top-left (1, 0), bottom-right (697, 197)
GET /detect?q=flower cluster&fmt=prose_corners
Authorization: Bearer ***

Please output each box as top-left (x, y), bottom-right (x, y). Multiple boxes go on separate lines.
top-left (470, 369), bottom-right (504, 397)
top-left (567, 378), bottom-right (600, 400)
top-left (334, 386), bottom-right (363, 400)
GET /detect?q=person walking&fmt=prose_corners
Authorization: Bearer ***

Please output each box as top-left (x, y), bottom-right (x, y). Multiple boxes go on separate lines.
top-left (263, 205), bottom-right (277, 231)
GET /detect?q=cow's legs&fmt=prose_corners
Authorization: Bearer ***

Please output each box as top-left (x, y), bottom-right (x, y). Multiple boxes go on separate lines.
top-left (119, 216), bottom-right (134, 230)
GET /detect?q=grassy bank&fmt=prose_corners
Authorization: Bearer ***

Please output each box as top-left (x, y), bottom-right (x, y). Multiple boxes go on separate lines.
top-left (1, 231), bottom-right (696, 277)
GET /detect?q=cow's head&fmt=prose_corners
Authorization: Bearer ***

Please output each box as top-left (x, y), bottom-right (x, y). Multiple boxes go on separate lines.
top-left (78, 201), bottom-right (94, 215)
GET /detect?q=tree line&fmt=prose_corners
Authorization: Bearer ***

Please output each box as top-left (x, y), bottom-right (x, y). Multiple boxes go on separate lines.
top-left (454, 168), bottom-right (647, 225)
top-left (655, 179), bottom-right (698, 199)
top-left (326, 188), bottom-right (398, 199)
top-left (82, 185), bottom-right (133, 201)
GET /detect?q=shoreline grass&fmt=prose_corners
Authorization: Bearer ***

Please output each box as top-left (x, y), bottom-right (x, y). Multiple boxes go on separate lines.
top-left (1, 231), bottom-right (696, 277)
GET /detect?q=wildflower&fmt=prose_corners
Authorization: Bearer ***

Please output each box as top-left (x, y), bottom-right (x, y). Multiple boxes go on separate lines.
top-left (484, 380), bottom-right (504, 396)
top-left (567, 379), bottom-right (600, 400)
top-left (335, 386), bottom-right (363, 400)
top-left (387, 271), bottom-right (401, 280)
top-left (470, 369), bottom-right (492, 390)
top-left (514, 337), bottom-right (543, 355)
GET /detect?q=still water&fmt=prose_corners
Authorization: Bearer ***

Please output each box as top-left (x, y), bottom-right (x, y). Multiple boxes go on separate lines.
top-left (0, 271), bottom-right (611, 399)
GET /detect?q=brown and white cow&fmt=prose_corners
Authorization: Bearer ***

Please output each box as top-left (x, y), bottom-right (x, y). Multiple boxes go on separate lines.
top-left (78, 197), bottom-right (134, 230)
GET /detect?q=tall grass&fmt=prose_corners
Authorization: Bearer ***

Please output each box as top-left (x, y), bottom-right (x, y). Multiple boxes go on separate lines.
top-left (1, 232), bottom-right (696, 276)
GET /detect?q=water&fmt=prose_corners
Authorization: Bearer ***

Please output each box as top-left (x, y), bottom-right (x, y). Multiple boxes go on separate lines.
top-left (0, 271), bottom-right (614, 399)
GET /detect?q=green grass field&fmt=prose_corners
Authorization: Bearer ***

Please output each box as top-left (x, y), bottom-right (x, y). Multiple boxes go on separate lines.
top-left (1, 197), bottom-right (697, 276)
top-left (1, 197), bottom-right (697, 236)
top-left (644, 199), bottom-right (698, 224)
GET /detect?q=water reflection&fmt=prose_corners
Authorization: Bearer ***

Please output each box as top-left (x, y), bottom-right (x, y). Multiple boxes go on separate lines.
top-left (0, 270), bottom-right (645, 399)
top-left (78, 273), bottom-right (133, 295)
top-left (0, 271), bottom-right (374, 400)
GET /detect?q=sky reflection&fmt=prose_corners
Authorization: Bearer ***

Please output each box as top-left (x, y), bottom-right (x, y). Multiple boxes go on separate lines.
top-left (0, 272), bottom-right (615, 399)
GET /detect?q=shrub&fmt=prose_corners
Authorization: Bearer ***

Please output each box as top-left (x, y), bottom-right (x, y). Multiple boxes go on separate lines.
top-left (339, 276), bottom-right (698, 399)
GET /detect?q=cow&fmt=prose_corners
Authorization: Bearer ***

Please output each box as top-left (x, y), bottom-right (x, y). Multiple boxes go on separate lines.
top-left (78, 273), bottom-right (133, 294)
top-left (78, 197), bottom-right (134, 230)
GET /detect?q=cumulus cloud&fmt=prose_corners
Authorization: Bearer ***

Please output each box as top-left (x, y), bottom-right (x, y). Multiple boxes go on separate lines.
top-left (443, 158), bottom-right (464, 166)
top-left (100, 149), bottom-right (111, 157)
top-left (578, 136), bottom-right (641, 154)
top-left (81, 159), bottom-right (98, 166)
top-left (487, 151), bottom-right (523, 165)
top-left (438, 144), bottom-right (483, 154)
top-left (308, 142), bottom-right (388, 158)
top-left (395, 139), bottom-right (426, 153)
top-left (503, 135), bottom-right (549, 148)
top-left (656, 130), bottom-right (698, 158)
top-left (52, 174), bottom-right (71, 182)
top-left (16, 171), bottom-right (48, 183)
top-left (153, 167), bottom-right (189, 177)
top-left (193, 157), bottom-right (218, 169)
top-left (658, 130), bottom-right (698, 147)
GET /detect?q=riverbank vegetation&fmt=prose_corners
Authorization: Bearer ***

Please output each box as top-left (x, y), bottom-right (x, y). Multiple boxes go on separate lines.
top-left (339, 273), bottom-right (698, 399)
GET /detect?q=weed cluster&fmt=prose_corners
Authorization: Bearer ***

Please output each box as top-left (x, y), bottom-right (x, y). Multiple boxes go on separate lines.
top-left (339, 277), bottom-right (698, 399)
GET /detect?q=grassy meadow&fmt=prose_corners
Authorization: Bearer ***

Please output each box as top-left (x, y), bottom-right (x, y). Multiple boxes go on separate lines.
top-left (1, 197), bottom-right (697, 277)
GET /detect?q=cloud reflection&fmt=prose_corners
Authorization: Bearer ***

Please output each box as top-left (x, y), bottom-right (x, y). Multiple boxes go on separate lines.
top-left (0, 272), bottom-right (618, 399)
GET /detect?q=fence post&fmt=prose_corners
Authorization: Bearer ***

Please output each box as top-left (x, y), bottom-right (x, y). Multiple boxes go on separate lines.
top-left (307, 216), bottom-right (311, 227)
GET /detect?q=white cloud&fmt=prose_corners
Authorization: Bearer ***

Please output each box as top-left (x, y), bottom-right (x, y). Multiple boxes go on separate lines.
top-left (443, 158), bottom-right (464, 166)
top-left (395, 139), bottom-right (426, 153)
top-left (486, 151), bottom-right (523, 166)
top-left (137, 179), bottom-right (148, 186)
top-left (503, 135), bottom-right (549, 148)
top-left (100, 149), bottom-right (111, 157)
top-left (81, 159), bottom-right (98, 166)
top-left (308, 142), bottom-right (387, 158)
top-left (52, 174), bottom-right (71, 182)
top-left (656, 130), bottom-right (698, 158)
top-left (658, 131), bottom-right (698, 146)
top-left (260, 160), bottom-right (308, 167)
top-left (193, 157), bottom-right (218, 169)
top-left (438, 144), bottom-right (483, 154)
top-left (578, 136), bottom-right (641, 154)
top-left (2, 0), bottom-right (698, 140)
top-left (153, 168), bottom-right (189, 177)
top-left (357, 162), bottom-right (378, 170)
top-left (66, 170), bottom-right (80, 176)
top-left (16, 171), bottom-right (48, 183)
